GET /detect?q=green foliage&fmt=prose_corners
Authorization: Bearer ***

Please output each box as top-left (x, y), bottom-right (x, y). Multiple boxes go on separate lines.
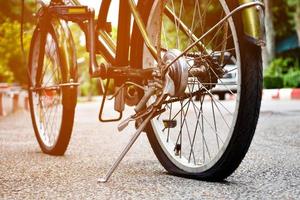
top-left (69, 22), bottom-right (118, 97)
top-left (162, 0), bottom-right (228, 51)
top-left (286, 0), bottom-right (300, 6)
top-left (272, 0), bottom-right (295, 40)
top-left (0, 0), bottom-right (36, 23)
top-left (264, 76), bottom-right (284, 89)
top-left (265, 57), bottom-right (296, 76)
top-left (283, 69), bottom-right (300, 88)
top-left (0, 0), bottom-right (36, 84)
top-left (80, 79), bottom-right (99, 97)
top-left (70, 23), bottom-right (95, 96)
top-left (0, 66), bottom-right (14, 83)
top-left (0, 20), bottom-right (32, 84)
top-left (264, 57), bottom-right (300, 88)
top-left (79, 79), bottom-right (114, 97)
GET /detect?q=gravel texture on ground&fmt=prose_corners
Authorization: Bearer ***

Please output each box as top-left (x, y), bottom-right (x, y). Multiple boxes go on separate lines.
top-left (0, 100), bottom-right (299, 199)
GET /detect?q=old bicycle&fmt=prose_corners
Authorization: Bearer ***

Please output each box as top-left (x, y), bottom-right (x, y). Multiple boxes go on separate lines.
top-left (27, 0), bottom-right (265, 182)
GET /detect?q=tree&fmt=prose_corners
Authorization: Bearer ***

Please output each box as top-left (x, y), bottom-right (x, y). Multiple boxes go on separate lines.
top-left (0, 20), bottom-right (32, 84)
top-left (263, 0), bottom-right (297, 68)
top-left (287, 0), bottom-right (300, 45)
top-left (263, 0), bottom-right (276, 68)
top-left (0, 0), bottom-right (35, 84)
top-left (0, 0), bottom-right (35, 23)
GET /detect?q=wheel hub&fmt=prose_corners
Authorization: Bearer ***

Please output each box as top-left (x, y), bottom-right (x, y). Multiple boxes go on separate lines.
top-left (162, 49), bottom-right (189, 97)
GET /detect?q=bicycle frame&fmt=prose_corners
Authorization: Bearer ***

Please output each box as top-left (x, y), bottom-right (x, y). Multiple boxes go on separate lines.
top-left (82, 0), bottom-right (158, 64)
top-left (31, 0), bottom-right (266, 183)
top-left (44, 0), bottom-right (265, 81)
top-left (45, 0), bottom-right (157, 81)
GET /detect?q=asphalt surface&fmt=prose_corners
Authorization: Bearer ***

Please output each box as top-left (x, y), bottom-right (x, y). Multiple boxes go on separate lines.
top-left (0, 99), bottom-right (299, 199)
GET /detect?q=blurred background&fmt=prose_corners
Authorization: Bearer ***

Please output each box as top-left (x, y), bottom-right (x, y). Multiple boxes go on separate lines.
top-left (0, 0), bottom-right (299, 98)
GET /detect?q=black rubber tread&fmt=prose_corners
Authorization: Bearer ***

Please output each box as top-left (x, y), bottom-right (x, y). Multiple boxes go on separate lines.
top-left (130, 0), bottom-right (262, 181)
top-left (28, 24), bottom-right (76, 156)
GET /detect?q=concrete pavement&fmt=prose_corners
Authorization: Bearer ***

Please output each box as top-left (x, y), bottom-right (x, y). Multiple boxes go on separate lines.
top-left (0, 99), bottom-right (299, 199)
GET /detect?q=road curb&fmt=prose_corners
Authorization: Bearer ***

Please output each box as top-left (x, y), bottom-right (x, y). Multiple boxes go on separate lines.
top-left (0, 84), bottom-right (29, 117)
top-left (262, 88), bottom-right (300, 100)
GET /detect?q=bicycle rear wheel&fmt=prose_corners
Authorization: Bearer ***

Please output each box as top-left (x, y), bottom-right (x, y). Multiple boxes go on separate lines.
top-left (28, 24), bottom-right (76, 155)
top-left (131, 0), bottom-right (262, 181)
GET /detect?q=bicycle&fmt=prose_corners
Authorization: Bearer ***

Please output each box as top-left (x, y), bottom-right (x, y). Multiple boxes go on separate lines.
top-left (27, 0), bottom-right (265, 182)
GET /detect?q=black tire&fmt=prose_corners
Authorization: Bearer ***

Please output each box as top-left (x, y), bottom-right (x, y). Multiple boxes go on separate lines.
top-left (28, 24), bottom-right (76, 155)
top-left (131, 0), bottom-right (262, 181)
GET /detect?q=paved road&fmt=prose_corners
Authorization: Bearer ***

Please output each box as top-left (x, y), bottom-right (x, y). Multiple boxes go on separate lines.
top-left (0, 99), bottom-right (299, 199)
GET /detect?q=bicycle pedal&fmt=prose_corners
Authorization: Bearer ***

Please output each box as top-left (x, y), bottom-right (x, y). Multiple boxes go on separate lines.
top-left (118, 116), bottom-right (134, 132)
top-left (49, 6), bottom-right (89, 19)
top-left (163, 120), bottom-right (177, 128)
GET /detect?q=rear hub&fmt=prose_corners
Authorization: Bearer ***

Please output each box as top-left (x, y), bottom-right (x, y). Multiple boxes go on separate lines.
top-left (162, 49), bottom-right (189, 97)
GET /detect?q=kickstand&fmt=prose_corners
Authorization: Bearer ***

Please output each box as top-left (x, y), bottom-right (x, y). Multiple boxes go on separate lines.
top-left (98, 109), bottom-right (155, 183)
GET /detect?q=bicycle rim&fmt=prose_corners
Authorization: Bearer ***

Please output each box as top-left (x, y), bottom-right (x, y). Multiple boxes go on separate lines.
top-left (143, 0), bottom-right (242, 173)
top-left (29, 31), bottom-right (64, 149)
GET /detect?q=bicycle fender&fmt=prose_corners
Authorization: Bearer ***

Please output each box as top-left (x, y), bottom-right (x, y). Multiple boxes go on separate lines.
top-left (239, 0), bottom-right (265, 46)
top-left (51, 18), bottom-right (78, 108)
top-left (51, 18), bottom-right (78, 82)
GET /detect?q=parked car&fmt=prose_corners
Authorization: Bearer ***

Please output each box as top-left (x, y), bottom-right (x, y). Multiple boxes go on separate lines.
top-left (193, 52), bottom-right (238, 101)
top-left (211, 53), bottom-right (238, 100)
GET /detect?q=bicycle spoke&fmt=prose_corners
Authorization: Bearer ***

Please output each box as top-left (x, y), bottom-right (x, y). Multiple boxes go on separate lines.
top-left (31, 31), bottom-right (63, 148)
top-left (146, 0), bottom-right (243, 172)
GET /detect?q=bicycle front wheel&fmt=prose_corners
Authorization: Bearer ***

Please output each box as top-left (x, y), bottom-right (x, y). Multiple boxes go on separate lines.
top-left (131, 0), bottom-right (262, 181)
top-left (28, 24), bottom-right (76, 155)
